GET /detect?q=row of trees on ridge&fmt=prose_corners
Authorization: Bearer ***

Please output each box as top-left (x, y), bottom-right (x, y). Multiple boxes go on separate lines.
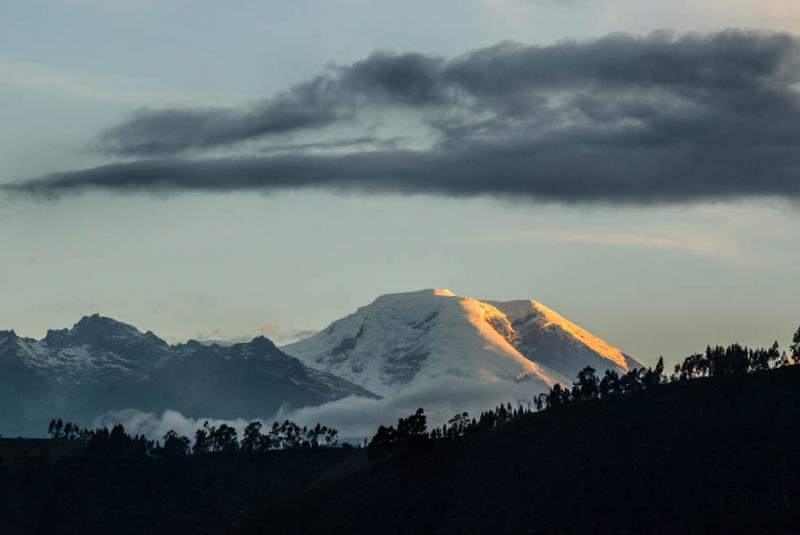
top-left (47, 418), bottom-right (339, 458)
top-left (45, 326), bottom-right (800, 460)
top-left (367, 327), bottom-right (800, 458)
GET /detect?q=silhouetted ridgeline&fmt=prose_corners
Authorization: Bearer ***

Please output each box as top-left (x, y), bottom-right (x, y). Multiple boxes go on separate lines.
top-left (364, 338), bottom-right (794, 458)
top-left (0, 330), bottom-right (798, 534)
top-left (245, 365), bottom-right (800, 534)
top-left (242, 333), bottom-right (800, 534)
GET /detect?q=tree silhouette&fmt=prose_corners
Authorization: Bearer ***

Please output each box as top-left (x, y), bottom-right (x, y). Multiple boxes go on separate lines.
top-left (707, 344), bottom-right (751, 376)
top-left (546, 384), bottom-right (571, 407)
top-left (791, 325), bottom-right (800, 364)
top-left (599, 370), bottom-right (621, 398)
top-left (256, 429), bottom-right (273, 451)
top-left (193, 422), bottom-right (211, 455)
top-left (572, 367), bottom-right (600, 401)
top-left (678, 353), bottom-right (708, 380)
top-left (211, 423), bottom-right (238, 452)
top-left (163, 430), bottom-right (190, 458)
top-left (446, 412), bottom-right (471, 438)
top-left (50, 419), bottom-right (64, 439)
top-left (241, 422), bottom-right (262, 452)
top-left (324, 427), bottom-right (338, 447)
top-left (749, 342), bottom-right (782, 371)
top-left (642, 357), bottom-right (665, 388)
top-left (367, 425), bottom-right (396, 458)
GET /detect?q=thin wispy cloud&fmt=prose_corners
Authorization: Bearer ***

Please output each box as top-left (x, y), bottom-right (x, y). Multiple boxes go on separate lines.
top-left (493, 229), bottom-right (746, 261)
top-left (487, 0), bottom-right (800, 34)
top-left (6, 30), bottom-right (800, 205)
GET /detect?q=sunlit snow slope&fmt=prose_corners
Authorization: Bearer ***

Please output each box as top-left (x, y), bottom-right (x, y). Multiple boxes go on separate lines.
top-left (283, 289), bottom-right (639, 396)
top-left (488, 299), bottom-right (640, 380)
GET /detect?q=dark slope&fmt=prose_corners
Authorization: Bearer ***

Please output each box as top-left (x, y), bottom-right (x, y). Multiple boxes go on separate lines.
top-left (242, 365), bottom-right (800, 534)
top-left (153, 337), bottom-right (378, 419)
top-left (0, 445), bottom-right (356, 535)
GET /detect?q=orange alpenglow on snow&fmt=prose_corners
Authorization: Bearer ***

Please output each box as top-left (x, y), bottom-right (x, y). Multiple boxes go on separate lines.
top-left (283, 289), bottom-right (638, 396)
top-left (530, 301), bottom-right (631, 372)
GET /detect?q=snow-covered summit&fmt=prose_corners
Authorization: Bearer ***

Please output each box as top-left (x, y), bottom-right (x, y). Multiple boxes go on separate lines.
top-left (12, 314), bottom-right (170, 382)
top-left (283, 289), bottom-right (639, 396)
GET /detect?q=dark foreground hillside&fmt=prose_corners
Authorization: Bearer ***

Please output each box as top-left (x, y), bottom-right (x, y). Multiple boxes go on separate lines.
top-left (243, 365), bottom-right (800, 534)
top-left (0, 443), bottom-right (357, 534)
top-left (2, 365), bottom-right (799, 534)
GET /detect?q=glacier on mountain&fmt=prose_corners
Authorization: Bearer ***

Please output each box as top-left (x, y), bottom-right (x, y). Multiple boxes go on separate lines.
top-left (283, 289), bottom-right (639, 397)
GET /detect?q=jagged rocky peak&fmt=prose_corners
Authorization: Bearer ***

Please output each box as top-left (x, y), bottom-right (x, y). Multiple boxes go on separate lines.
top-left (0, 329), bottom-right (17, 340)
top-left (246, 335), bottom-right (281, 352)
top-left (0, 330), bottom-right (18, 354)
top-left (69, 313), bottom-right (156, 338)
top-left (0, 315), bottom-right (379, 436)
top-left (72, 313), bottom-right (130, 332)
top-left (221, 335), bottom-right (302, 365)
top-left (43, 313), bottom-right (169, 352)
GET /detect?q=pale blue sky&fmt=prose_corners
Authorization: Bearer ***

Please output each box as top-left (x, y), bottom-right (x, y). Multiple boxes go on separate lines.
top-left (1, 0), bottom-right (799, 367)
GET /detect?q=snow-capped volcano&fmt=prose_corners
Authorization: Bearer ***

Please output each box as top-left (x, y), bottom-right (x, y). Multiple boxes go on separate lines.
top-left (282, 289), bottom-right (639, 396)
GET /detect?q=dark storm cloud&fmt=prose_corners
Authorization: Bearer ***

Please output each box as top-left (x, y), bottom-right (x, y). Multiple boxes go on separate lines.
top-left (99, 83), bottom-right (342, 156)
top-left (257, 136), bottom-right (405, 154)
top-left (99, 51), bottom-right (447, 157)
top-left (9, 30), bottom-right (800, 203)
top-left (14, 136), bottom-right (800, 203)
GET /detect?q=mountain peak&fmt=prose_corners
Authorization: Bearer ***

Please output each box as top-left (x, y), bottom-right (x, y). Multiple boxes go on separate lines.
top-left (432, 288), bottom-right (456, 297)
top-left (247, 335), bottom-right (281, 352)
top-left (64, 314), bottom-right (171, 349)
top-left (72, 313), bottom-right (135, 333)
top-left (372, 288), bottom-right (457, 303)
top-left (284, 289), bottom-right (639, 395)
top-left (0, 317), bottom-right (378, 435)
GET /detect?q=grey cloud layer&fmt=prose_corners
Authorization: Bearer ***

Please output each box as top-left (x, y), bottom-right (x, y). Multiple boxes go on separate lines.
top-left (11, 30), bottom-right (800, 203)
